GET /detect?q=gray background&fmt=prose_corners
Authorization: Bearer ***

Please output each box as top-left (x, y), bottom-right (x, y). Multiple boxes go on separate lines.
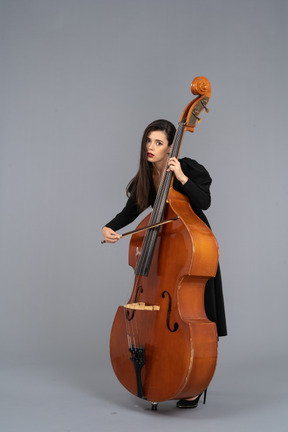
top-left (1, 0), bottom-right (288, 431)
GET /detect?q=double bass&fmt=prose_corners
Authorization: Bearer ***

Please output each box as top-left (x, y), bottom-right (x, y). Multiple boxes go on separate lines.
top-left (109, 77), bottom-right (219, 409)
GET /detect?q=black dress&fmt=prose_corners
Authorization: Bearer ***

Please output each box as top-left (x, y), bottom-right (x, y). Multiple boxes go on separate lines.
top-left (105, 158), bottom-right (227, 337)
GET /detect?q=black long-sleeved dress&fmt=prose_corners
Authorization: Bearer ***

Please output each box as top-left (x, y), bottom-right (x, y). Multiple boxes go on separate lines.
top-left (105, 158), bottom-right (227, 337)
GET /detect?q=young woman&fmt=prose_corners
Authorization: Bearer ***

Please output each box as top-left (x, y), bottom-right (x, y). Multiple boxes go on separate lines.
top-left (102, 119), bottom-right (227, 408)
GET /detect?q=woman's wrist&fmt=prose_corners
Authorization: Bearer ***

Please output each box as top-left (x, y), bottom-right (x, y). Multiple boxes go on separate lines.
top-left (179, 175), bottom-right (188, 185)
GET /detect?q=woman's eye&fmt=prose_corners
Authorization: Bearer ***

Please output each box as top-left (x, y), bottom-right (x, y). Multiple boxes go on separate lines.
top-left (156, 141), bottom-right (162, 146)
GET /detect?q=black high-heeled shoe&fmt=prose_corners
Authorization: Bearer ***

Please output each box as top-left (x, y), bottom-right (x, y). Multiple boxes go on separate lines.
top-left (176, 389), bottom-right (207, 409)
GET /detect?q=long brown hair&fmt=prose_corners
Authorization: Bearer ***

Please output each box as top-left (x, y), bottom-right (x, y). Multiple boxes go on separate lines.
top-left (126, 119), bottom-right (176, 212)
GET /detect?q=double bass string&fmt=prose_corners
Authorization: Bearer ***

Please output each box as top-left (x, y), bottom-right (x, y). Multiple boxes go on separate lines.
top-left (135, 149), bottom-right (172, 274)
top-left (124, 308), bottom-right (132, 348)
top-left (125, 123), bottom-right (186, 349)
top-left (124, 274), bottom-right (142, 351)
top-left (135, 122), bottom-right (185, 276)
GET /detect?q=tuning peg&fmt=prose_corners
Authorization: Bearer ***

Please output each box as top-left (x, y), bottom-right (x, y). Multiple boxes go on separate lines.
top-left (193, 112), bottom-right (202, 123)
top-left (201, 100), bottom-right (210, 113)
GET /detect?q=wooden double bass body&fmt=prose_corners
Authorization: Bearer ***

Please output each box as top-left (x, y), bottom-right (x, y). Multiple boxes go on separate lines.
top-left (110, 77), bottom-right (219, 406)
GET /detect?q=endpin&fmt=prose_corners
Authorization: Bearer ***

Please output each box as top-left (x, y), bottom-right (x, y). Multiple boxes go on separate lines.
top-left (151, 402), bottom-right (158, 411)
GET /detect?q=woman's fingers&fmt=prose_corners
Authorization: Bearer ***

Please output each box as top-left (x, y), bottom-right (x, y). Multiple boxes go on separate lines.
top-left (102, 227), bottom-right (120, 243)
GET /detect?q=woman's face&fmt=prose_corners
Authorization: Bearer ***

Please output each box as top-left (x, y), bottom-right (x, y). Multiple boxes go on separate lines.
top-left (146, 130), bottom-right (170, 166)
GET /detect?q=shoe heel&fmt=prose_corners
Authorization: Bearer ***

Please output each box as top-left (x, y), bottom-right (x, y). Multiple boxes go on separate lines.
top-left (203, 388), bottom-right (208, 404)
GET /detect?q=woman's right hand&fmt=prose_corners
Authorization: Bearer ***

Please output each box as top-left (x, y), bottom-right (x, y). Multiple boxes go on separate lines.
top-left (102, 226), bottom-right (121, 243)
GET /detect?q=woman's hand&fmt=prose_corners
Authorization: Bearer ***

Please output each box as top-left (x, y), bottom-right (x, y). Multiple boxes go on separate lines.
top-left (167, 157), bottom-right (188, 185)
top-left (102, 226), bottom-right (121, 243)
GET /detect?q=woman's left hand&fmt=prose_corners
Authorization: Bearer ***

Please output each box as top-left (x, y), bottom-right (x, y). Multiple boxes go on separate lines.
top-left (167, 157), bottom-right (188, 185)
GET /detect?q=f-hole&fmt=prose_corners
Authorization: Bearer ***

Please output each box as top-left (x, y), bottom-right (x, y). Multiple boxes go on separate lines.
top-left (162, 291), bottom-right (179, 332)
